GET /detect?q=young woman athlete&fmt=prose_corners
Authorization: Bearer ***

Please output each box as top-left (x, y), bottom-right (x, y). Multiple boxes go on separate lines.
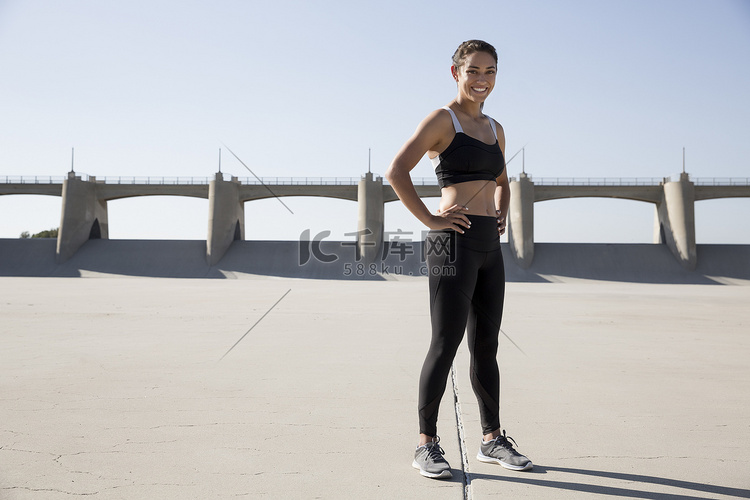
top-left (385, 40), bottom-right (532, 480)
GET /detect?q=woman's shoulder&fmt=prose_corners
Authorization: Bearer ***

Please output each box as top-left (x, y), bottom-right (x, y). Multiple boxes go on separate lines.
top-left (494, 119), bottom-right (505, 137)
top-left (486, 115), bottom-right (505, 141)
top-left (424, 106), bottom-right (454, 122)
top-left (417, 106), bottom-right (456, 134)
top-left (493, 119), bottom-right (506, 152)
top-left (483, 112), bottom-right (503, 128)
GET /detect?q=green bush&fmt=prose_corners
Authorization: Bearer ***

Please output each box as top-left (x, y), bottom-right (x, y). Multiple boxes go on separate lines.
top-left (20, 228), bottom-right (59, 239)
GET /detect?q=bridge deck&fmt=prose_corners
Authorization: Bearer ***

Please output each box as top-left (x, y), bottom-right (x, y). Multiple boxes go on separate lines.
top-left (1, 175), bottom-right (748, 203)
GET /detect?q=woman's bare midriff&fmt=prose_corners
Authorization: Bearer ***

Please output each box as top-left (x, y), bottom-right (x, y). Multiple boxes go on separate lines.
top-left (438, 180), bottom-right (497, 217)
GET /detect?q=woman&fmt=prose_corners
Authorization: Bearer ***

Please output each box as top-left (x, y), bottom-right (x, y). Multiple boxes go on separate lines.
top-left (385, 40), bottom-right (532, 480)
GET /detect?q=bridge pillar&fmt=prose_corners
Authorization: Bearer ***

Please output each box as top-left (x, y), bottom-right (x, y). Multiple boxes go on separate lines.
top-left (207, 173), bottom-right (244, 266)
top-left (56, 173), bottom-right (108, 263)
top-left (656, 173), bottom-right (697, 270)
top-left (357, 172), bottom-right (384, 264)
top-left (653, 207), bottom-right (665, 244)
top-left (508, 173), bottom-right (535, 269)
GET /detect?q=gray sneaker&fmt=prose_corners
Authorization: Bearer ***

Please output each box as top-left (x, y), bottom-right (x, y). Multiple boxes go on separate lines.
top-left (476, 430), bottom-right (533, 471)
top-left (412, 436), bottom-right (452, 479)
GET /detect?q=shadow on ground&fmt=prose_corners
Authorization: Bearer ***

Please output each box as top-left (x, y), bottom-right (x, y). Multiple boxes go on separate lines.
top-left (468, 464), bottom-right (750, 499)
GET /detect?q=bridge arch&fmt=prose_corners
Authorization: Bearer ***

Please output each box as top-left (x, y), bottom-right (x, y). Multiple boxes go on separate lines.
top-left (101, 192), bottom-right (208, 202)
top-left (243, 195), bottom-right (358, 241)
top-left (534, 197), bottom-right (656, 243)
top-left (695, 198), bottom-right (750, 244)
top-left (0, 194), bottom-right (61, 238)
top-left (107, 196), bottom-right (208, 240)
top-left (240, 192), bottom-right (358, 203)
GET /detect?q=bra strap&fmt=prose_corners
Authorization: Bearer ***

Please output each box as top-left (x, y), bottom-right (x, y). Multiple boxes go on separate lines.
top-left (442, 106), bottom-right (463, 133)
top-left (486, 115), bottom-right (498, 139)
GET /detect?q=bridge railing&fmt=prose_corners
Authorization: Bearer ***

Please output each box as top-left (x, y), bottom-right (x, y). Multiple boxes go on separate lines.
top-left (96, 176), bottom-right (211, 185)
top-left (2, 175), bottom-right (749, 187)
top-left (0, 176), bottom-right (68, 184)
top-left (241, 177), bottom-right (440, 186)
top-left (238, 176), bottom-right (361, 185)
top-left (0, 175), bottom-right (213, 185)
top-left (384, 178), bottom-right (438, 186)
top-left (526, 177), bottom-right (666, 186)
top-left (693, 177), bottom-right (750, 186)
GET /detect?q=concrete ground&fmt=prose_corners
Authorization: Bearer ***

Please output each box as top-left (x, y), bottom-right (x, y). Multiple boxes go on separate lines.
top-left (1, 277), bottom-right (749, 499)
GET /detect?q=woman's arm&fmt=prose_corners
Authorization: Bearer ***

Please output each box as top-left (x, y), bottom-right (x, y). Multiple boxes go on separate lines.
top-left (494, 170), bottom-right (510, 235)
top-left (385, 110), bottom-right (470, 232)
top-left (493, 120), bottom-right (511, 236)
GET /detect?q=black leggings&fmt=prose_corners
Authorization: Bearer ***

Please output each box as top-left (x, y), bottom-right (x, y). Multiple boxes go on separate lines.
top-left (419, 214), bottom-right (505, 437)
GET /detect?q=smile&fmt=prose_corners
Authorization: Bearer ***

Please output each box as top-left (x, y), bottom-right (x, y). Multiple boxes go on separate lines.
top-left (471, 87), bottom-right (488, 93)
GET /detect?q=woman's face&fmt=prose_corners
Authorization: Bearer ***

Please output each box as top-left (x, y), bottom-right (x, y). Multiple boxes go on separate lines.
top-left (452, 51), bottom-right (497, 103)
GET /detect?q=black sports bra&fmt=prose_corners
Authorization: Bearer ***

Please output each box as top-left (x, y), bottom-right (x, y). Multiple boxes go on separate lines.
top-left (431, 106), bottom-right (505, 189)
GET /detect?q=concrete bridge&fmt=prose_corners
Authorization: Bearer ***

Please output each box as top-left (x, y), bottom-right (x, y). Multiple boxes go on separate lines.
top-left (508, 173), bottom-right (750, 270)
top-left (2, 172), bottom-right (748, 269)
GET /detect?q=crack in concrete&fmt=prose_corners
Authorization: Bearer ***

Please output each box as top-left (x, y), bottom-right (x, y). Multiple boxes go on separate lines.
top-left (451, 363), bottom-right (472, 500)
top-left (111, 439), bottom-right (180, 448)
top-left (1, 446), bottom-right (57, 456)
top-left (1, 486), bottom-right (99, 496)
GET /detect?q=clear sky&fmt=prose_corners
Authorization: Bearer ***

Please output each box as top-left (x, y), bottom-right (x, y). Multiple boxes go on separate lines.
top-left (1, 0), bottom-right (749, 244)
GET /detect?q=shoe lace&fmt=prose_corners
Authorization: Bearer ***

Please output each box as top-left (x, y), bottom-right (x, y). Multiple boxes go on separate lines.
top-left (490, 430), bottom-right (521, 455)
top-left (425, 437), bottom-right (447, 463)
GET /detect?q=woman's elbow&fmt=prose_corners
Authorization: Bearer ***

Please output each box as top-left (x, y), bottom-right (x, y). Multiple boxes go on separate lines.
top-left (384, 166), bottom-right (394, 183)
top-left (384, 163), bottom-right (402, 184)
